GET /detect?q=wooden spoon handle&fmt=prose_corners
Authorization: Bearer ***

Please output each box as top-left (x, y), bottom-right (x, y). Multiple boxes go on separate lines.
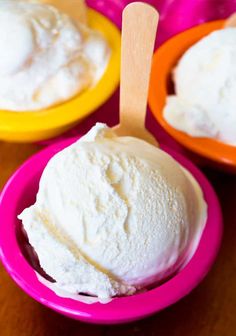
top-left (41, 0), bottom-right (87, 25)
top-left (119, 2), bottom-right (159, 131)
top-left (225, 13), bottom-right (236, 28)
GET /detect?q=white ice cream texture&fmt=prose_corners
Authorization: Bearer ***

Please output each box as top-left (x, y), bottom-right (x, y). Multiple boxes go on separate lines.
top-left (0, 1), bottom-right (110, 111)
top-left (164, 28), bottom-right (236, 146)
top-left (19, 123), bottom-right (207, 299)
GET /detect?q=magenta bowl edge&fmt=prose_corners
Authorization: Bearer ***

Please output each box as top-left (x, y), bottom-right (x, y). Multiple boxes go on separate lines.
top-left (0, 137), bottom-right (223, 324)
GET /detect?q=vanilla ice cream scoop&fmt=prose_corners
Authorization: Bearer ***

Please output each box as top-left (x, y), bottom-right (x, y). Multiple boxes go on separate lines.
top-left (0, 1), bottom-right (110, 111)
top-left (164, 28), bottom-right (236, 146)
top-left (19, 123), bottom-right (207, 299)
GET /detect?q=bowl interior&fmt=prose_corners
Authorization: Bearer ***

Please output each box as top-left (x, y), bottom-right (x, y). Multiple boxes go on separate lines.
top-left (15, 170), bottom-right (56, 282)
top-left (0, 137), bottom-right (222, 324)
top-left (148, 20), bottom-right (236, 171)
top-left (0, 9), bottom-right (121, 142)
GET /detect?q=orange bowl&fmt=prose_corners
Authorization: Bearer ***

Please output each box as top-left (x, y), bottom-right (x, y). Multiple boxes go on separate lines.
top-left (148, 20), bottom-right (236, 173)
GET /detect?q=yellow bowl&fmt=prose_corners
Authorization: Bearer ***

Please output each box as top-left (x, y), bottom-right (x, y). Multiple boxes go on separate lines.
top-left (0, 9), bottom-right (121, 143)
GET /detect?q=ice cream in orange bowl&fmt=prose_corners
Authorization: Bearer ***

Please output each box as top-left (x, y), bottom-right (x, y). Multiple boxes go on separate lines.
top-left (148, 20), bottom-right (236, 172)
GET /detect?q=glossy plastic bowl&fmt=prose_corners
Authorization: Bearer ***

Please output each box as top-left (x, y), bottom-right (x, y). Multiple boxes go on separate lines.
top-left (148, 20), bottom-right (236, 173)
top-left (0, 9), bottom-right (120, 143)
top-left (0, 136), bottom-right (222, 324)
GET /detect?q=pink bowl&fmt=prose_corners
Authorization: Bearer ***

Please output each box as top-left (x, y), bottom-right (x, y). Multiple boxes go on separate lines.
top-left (0, 137), bottom-right (222, 324)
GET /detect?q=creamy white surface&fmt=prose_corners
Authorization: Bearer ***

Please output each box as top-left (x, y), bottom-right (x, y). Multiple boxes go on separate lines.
top-left (37, 274), bottom-right (112, 304)
top-left (164, 28), bottom-right (236, 146)
top-left (19, 123), bottom-right (207, 300)
top-left (0, 1), bottom-right (110, 111)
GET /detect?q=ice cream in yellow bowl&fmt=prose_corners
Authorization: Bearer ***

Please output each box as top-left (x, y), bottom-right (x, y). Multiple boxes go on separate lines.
top-left (0, 1), bottom-right (120, 142)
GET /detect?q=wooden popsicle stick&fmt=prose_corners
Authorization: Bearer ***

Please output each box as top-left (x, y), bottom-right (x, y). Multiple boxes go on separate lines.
top-left (40, 0), bottom-right (87, 25)
top-left (115, 2), bottom-right (159, 146)
top-left (225, 13), bottom-right (236, 27)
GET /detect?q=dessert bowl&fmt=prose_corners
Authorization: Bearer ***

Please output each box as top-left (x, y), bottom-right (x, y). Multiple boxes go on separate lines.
top-left (148, 20), bottom-right (236, 173)
top-left (0, 136), bottom-right (222, 324)
top-left (0, 8), bottom-right (120, 143)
